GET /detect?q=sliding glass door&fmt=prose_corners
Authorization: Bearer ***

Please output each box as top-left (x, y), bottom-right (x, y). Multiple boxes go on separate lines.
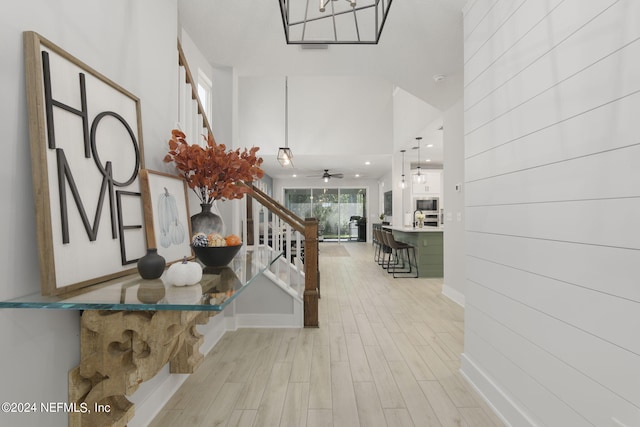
top-left (285, 188), bottom-right (366, 242)
top-left (285, 189), bottom-right (312, 219)
top-left (312, 188), bottom-right (339, 239)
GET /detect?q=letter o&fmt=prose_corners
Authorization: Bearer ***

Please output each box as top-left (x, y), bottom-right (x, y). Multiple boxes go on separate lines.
top-left (90, 111), bottom-right (140, 187)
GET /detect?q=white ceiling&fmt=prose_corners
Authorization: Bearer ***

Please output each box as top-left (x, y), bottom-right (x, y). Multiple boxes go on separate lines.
top-left (178, 0), bottom-right (466, 181)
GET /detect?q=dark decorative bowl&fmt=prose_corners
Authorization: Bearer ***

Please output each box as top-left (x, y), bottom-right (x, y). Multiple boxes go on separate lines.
top-left (192, 244), bottom-right (242, 267)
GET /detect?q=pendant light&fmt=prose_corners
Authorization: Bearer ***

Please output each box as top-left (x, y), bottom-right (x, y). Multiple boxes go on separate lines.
top-left (413, 136), bottom-right (426, 184)
top-left (277, 76), bottom-right (294, 167)
top-left (399, 149), bottom-right (407, 189)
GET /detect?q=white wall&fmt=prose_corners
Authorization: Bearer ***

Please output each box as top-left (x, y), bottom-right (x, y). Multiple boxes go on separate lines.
top-left (392, 87), bottom-right (442, 152)
top-left (442, 100), bottom-right (465, 306)
top-left (377, 171), bottom-right (393, 224)
top-left (462, 1), bottom-right (640, 425)
top-left (238, 75), bottom-right (393, 157)
top-left (0, 1), bottom-right (178, 426)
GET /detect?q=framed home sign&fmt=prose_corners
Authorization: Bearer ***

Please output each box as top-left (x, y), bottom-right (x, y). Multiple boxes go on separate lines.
top-left (24, 31), bottom-right (147, 295)
top-left (139, 170), bottom-right (193, 265)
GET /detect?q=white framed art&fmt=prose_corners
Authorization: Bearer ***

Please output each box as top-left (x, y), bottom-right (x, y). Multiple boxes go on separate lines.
top-left (139, 169), bottom-right (193, 264)
top-left (24, 31), bottom-right (146, 295)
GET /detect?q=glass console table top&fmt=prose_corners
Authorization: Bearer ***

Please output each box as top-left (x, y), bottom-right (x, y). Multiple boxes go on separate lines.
top-left (0, 247), bottom-right (283, 311)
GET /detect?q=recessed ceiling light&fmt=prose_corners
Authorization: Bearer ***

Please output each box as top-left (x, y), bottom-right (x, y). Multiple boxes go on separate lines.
top-left (355, 174), bottom-right (360, 178)
top-left (365, 161), bottom-right (371, 165)
top-left (425, 159), bottom-right (431, 162)
top-left (427, 144), bottom-right (433, 148)
top-left (292, 174), bottom-right (297, 177)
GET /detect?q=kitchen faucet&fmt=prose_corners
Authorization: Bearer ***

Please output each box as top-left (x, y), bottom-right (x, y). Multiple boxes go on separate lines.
top-left (413, 210), bottom-right (423, 228)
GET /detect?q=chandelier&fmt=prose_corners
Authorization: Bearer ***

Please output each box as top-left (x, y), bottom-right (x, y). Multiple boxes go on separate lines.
top-left (279, 0), bottom-right (393, 45)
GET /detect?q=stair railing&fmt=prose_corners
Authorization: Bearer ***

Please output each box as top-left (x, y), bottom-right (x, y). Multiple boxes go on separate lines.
top-left (240, 182), bottom-right (319, 327)
top-left (177, 41), bottom-right (213, 144)
top-left (177, 40), bottom-right (319, 327)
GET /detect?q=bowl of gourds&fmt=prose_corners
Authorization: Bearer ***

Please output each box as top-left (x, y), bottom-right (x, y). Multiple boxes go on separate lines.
top-left (191, 233), bottom-right (243, 267)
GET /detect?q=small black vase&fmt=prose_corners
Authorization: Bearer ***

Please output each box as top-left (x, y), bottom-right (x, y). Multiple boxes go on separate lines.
top-left (137, 248), bottom-right (166, 279)
top-left (191, 203), bottom-right (224, 236)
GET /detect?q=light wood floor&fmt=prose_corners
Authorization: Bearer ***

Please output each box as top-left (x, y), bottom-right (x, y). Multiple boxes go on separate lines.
top-left (150, 242), bottom-right (505, 427)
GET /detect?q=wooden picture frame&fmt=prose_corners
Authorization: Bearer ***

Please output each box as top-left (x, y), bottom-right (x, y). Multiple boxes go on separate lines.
top-left (24, 31), bottom-right (146, 295)
top-left (139, 170), bottom-right (193, 264)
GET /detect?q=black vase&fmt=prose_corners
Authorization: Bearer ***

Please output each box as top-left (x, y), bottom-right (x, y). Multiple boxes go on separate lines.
top-left (191, 203), bottom-right (224, 236)
top-left (137, 248), bottom-right (166, 279)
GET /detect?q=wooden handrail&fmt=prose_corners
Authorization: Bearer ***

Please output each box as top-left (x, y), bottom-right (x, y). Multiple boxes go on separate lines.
top-left (241, 182), bottom-right (304, 233)
top-left (177, 40), bottom-right (215, 144)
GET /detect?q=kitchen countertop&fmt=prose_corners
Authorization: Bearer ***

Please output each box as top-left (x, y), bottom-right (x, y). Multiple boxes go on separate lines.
top-left (382, 225), bottom-right (444, 233)
top-left (378, 225), bottom-right (444, 277)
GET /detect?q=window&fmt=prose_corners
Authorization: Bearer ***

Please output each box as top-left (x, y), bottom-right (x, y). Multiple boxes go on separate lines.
top-left (197, 70), bottom-right (212, 121)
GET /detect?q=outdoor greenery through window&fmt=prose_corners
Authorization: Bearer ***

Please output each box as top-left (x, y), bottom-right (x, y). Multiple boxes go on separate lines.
top-left (285, 188), bottom-right (366, 241)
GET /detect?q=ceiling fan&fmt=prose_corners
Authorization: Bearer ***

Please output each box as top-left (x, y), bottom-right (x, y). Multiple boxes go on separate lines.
top-left (309, 169), bottom-right (344, 182)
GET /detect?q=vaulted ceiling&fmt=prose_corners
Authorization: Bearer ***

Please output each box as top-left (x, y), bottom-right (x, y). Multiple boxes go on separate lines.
top-left (178, 0), bottom-right (466, 180)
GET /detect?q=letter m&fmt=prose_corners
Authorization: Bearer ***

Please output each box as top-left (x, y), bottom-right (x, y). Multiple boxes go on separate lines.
top-left (56, 149), bottom-right (117, 243)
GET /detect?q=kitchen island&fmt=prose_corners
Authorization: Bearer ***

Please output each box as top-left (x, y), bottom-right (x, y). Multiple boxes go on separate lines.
top-left (382, 225), bottom-right (443, 278)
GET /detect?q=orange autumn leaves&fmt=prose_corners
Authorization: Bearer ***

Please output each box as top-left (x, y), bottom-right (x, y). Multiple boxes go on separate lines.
top-left (164, 130), bottom-right (264, 203)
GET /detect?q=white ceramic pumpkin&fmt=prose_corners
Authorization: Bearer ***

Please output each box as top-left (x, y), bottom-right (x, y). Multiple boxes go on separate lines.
top-left (165, 257), bottom-right (202, 287)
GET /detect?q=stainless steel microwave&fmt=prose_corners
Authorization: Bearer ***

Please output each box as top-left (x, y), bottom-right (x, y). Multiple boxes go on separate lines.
top-left (416, 198), bottom-right (439, 212)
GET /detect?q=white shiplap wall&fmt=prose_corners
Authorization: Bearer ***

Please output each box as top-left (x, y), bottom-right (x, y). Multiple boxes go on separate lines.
top-left (461, 0), bottom-right (640, 426)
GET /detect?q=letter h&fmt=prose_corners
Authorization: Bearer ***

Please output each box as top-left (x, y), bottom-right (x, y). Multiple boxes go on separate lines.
top-left (41, 50), bottom-right (91, 158)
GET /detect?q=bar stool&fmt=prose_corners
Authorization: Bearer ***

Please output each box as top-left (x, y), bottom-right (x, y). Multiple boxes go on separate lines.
top-left (372, 228), bottom-right (382, 262)
top-left (374, 229), bottom-right (391, 266)
top-left (379, 231), bottom-right (396, 270)
top-left (382, 231), bottom-right (418, 278)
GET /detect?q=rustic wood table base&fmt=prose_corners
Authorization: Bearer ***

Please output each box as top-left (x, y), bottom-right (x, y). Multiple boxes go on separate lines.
top-left (68, 309), bottom-right (216, 427)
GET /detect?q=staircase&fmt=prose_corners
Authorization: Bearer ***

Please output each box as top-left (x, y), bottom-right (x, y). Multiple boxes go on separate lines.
top-left (177, 40), bottom-right (319, 327)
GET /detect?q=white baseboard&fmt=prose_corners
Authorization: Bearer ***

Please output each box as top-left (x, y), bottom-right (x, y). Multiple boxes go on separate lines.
top-left (129, 371), bottom-right (189, 427)
top-left (225, 313), bottom-right (238, 331)
top-left (442, 283), bottom-right (465, 307)
top-left (461, 353), bottom-right (536, 427)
